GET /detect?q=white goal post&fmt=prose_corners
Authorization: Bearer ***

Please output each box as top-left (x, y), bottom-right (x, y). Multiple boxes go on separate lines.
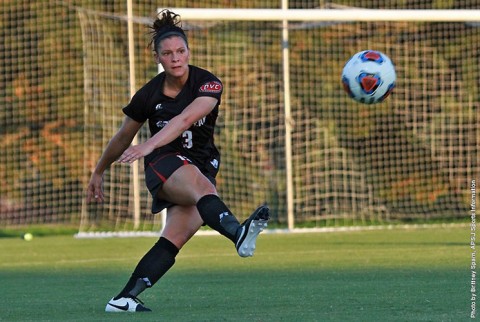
top-left (74, 5), bottom-right (478, 237)
top-left (166, 8), bottom-right (480, 22)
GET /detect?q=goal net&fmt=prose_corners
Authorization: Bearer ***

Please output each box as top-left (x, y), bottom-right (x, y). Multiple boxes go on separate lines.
top-left (0, 1), bottom-right (478, 235)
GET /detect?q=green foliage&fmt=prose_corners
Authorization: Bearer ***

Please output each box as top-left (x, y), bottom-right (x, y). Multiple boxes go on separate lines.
top-left (0, 1), bottom-right (478, 228)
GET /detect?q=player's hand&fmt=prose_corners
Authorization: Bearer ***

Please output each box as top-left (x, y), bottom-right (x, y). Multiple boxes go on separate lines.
top-left (117, 143), bottom-right (154, 164)
top-left (86, 172), bottom-right (104, 203)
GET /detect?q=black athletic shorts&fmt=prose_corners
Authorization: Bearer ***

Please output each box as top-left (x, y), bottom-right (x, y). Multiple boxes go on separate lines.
top-left (145, 152), bottom-right (218, 214)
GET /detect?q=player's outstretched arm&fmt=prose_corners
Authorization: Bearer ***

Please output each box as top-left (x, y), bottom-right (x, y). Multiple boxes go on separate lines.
top-left (86, 116), bottom-right (143, 203)
top-left (117, 96), bottom-right (218, 164)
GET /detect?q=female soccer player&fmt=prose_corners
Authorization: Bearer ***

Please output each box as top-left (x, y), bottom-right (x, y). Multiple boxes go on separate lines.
top-left (86, 9), bottom-right (270, 312)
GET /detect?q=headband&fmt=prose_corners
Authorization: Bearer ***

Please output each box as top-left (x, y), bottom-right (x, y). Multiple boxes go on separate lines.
top-left (155, 26), bottom-right (189, 48)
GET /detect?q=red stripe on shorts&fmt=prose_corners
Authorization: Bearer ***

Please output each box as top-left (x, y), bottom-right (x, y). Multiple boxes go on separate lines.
top-left (150, 167), bottom-right (168, 183)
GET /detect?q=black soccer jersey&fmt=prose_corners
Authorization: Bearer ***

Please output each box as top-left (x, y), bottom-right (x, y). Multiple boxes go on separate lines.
top-left (123, 65), bottom-right (223, 169)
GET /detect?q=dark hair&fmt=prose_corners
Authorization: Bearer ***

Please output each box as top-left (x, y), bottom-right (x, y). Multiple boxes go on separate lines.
top-left (150, 9), bottom-right (188, 52)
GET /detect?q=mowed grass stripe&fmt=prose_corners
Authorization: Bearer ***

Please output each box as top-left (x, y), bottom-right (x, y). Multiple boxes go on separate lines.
top-left (0, 226), bottom-right (471, 321)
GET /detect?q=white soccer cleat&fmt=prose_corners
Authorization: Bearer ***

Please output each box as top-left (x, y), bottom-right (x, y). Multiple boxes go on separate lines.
top-left (235, 205), bottom-right (270, 257)
top-left (105, 295), bottom-right (151, 312)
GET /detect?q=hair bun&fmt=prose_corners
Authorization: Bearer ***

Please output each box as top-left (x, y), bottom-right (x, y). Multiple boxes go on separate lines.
top-left (154, 9), bottom-right (181, 31)
top-left (150, 9), bottom-right (187, 50)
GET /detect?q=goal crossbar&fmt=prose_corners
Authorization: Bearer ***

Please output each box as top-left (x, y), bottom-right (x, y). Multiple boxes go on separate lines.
top-left (165, 8), bottom-right (480, 22)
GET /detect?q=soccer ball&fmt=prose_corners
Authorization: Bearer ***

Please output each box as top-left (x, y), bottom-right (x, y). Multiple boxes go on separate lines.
top-left (341, 50), bottom-right (396, 104)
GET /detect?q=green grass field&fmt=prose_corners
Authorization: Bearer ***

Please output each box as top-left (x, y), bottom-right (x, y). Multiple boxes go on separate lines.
top-left (0, 225), bottom-right (472, 321)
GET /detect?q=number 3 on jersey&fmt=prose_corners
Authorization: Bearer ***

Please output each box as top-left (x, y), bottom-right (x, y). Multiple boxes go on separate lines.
top-left (182, 130), bottom-right (193, 149)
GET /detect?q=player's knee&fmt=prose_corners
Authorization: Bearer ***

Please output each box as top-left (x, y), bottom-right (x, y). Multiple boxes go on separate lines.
top-left (201, 182), bottom-right (217, 196)
top-left (193, 185), bottom-right (217, 203)
top-left (190, 174), bottom-right (217, 198)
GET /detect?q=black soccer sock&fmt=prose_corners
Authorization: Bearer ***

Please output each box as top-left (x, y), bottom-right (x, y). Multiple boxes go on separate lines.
top-left (196, 194), bottom-right (240, 242)
top-left (114, 237), bottom-right (179, 299)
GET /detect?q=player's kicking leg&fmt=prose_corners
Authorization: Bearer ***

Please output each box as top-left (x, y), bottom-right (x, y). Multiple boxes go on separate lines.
top-left (196, 194), bottom-right (270, 257)
top-left (235, 205), bottom-right (270, 257)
